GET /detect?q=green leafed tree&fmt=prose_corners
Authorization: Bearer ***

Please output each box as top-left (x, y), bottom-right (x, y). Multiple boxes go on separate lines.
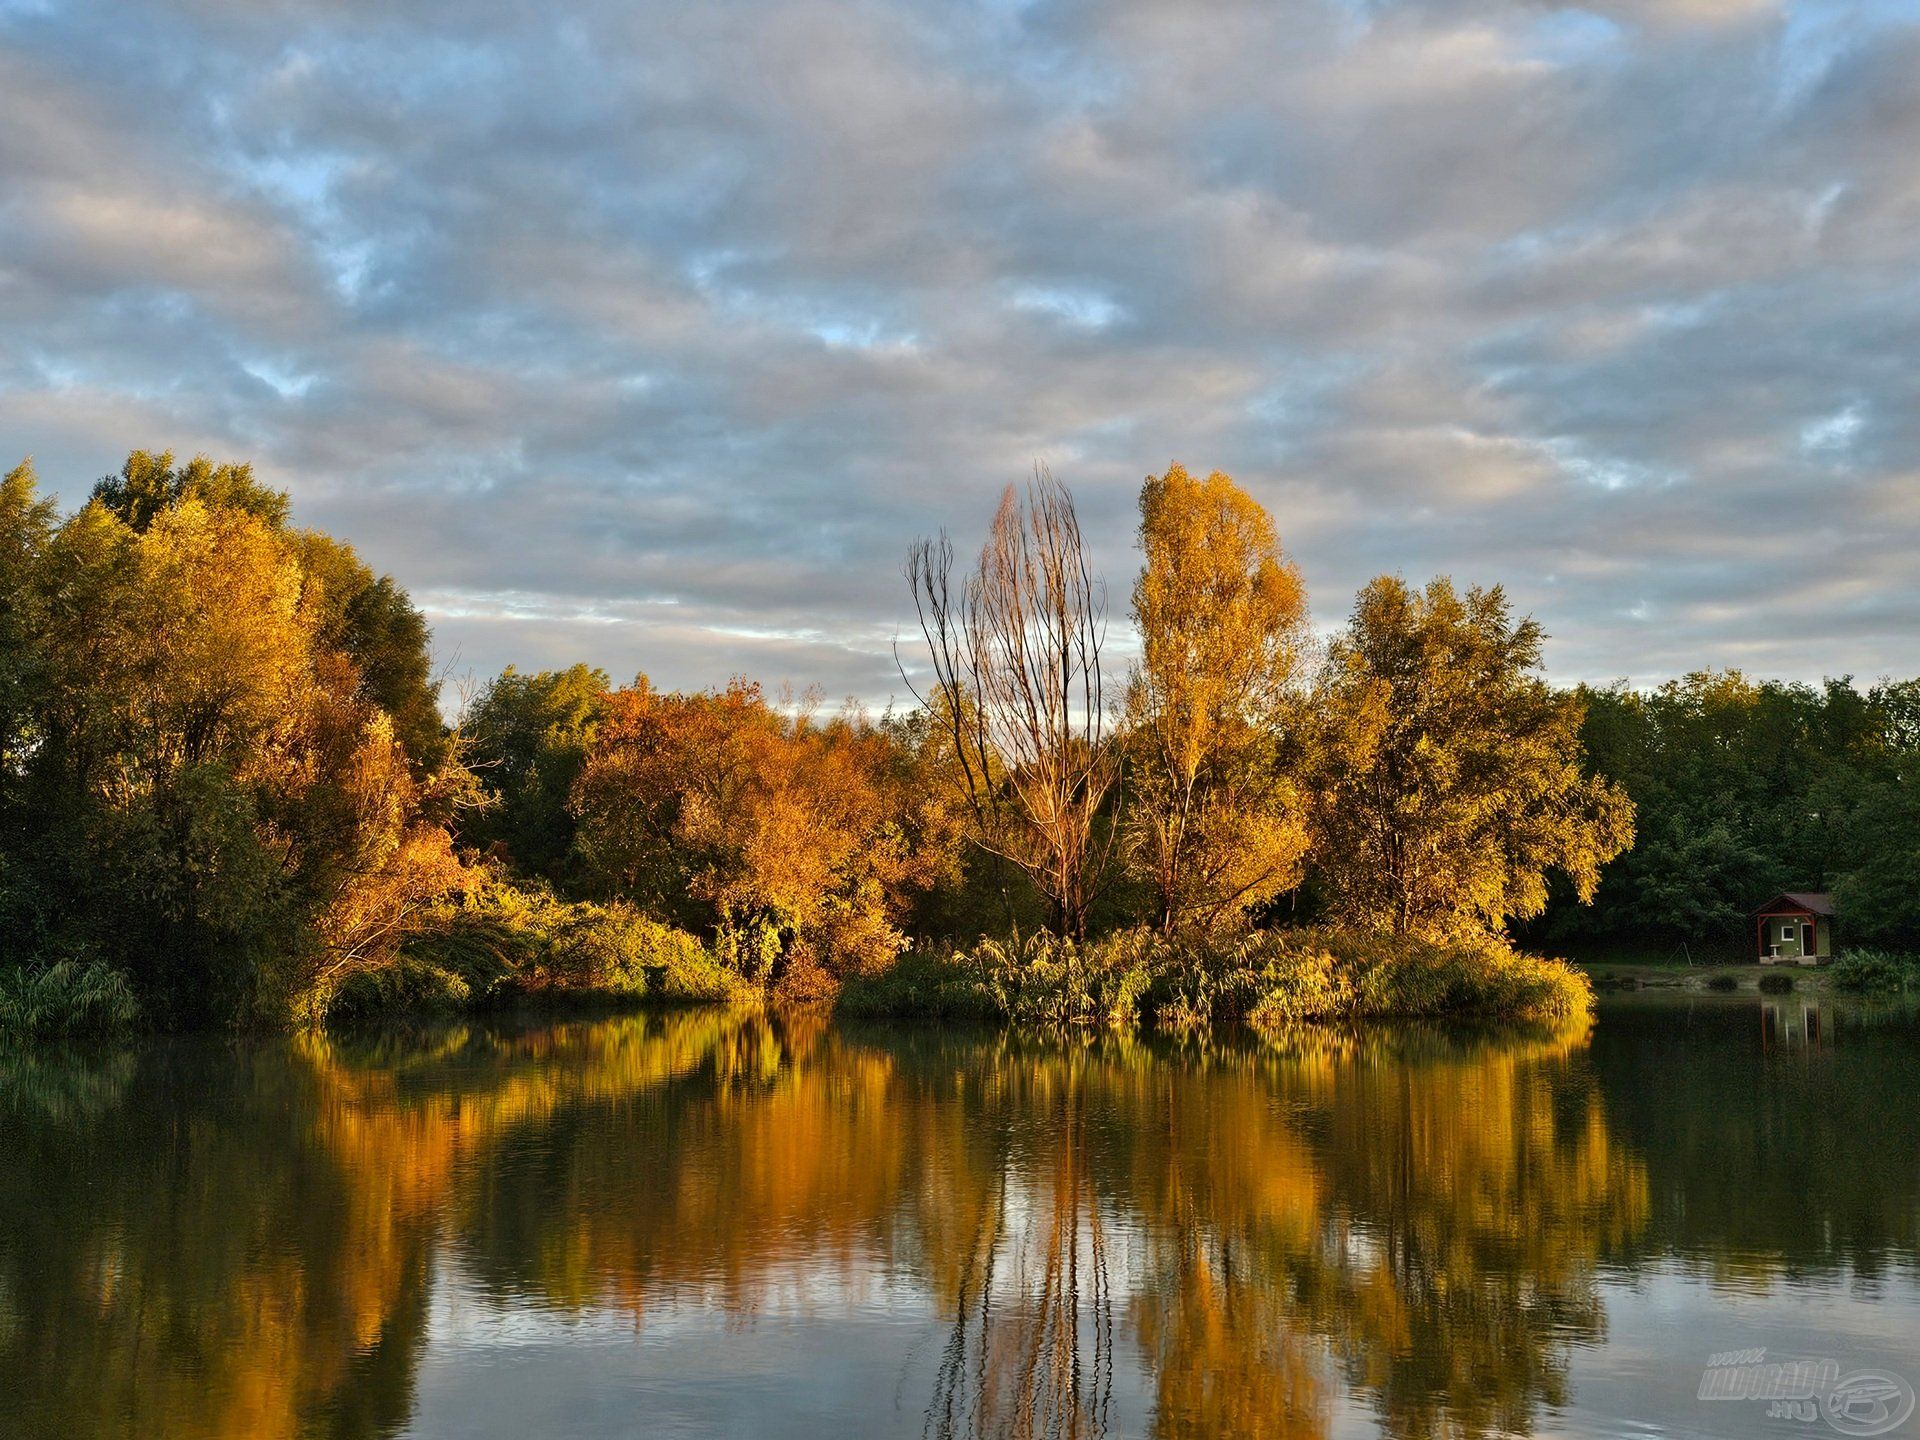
top-left (461, 663), bottom-right (611, 879)
top-left (1310, 576), bottom-right (1635, 940)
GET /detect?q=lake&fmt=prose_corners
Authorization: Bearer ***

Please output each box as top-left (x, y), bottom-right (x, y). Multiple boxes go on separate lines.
top-left (2, 997), bottom-right (1917, 1440)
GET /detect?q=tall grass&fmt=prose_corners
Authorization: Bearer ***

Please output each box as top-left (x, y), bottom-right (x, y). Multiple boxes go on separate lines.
top-left (0, 960), bottom-right (142, 1041)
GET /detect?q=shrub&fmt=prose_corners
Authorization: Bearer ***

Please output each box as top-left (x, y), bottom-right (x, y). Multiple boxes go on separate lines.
top-left (323, 876), bottom-right (746, 1025)
top-left (983, 931), bottom-right (1156, 1029)
top-left (1830, 948), bottom-right (1919, 994)
top-left (0, 960), bottom-right (142, 1041)
top-left (836, 948), bottom-right (1001, 1023)
top-left (838, 926), bottom-right (1591, 1031)
top-left (1757, 971), bottom-right (1794, 994)
top-left (1236, 929), bottom-right (1592, 1028)
top-left (324, 957), bottom-right (471, 1027)
top-left (1706, 974), bottom-right (1739, 991)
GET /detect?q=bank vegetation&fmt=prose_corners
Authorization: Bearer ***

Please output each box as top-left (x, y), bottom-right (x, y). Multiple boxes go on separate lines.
top-left (6, 450), bottom-right (1911, 1039)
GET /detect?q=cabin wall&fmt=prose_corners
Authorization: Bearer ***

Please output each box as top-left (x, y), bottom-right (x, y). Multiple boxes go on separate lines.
top-left (1755, 907), bottom-right (1835, 963)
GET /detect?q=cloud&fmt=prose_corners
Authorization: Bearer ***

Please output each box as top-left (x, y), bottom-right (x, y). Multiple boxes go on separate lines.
top-left (2, 0), bottom-right (1918, 704)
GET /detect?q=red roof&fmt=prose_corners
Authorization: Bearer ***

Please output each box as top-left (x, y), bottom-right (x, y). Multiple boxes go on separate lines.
top-left (1755, 891), bottom-right (1836, 916)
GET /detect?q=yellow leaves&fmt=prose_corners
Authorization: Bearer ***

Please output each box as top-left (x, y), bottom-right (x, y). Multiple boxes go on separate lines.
top-left (1311, 575), bottom-right (1635, 938)
top-left (131, 498), bottom-right (310, 762)
top-left (1127, 465), bottom-right (1312, 931)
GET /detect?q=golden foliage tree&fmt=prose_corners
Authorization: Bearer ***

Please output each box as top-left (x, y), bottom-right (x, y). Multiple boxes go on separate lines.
top-left (572, 679), bottom-right (953, 986)
top-left (1311, 576), bottom-right (1634, 939)
top-left (1, 456), bottom-right (465, 1023)
top-left (1125, 466), bottom-right (1312, 933)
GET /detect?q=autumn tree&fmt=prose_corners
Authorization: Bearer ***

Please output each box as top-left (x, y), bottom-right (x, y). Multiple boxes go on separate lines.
top-left (1, 454), bottom-right (464, 1024)
top-left (905, 471), bottom-right (1119, 938)
top-left (1311, 576), bottom-right (1633, 940)
top-left (294, 534), bottom-right (449, 773)
top-left (1124, 465), bottom-right (1311, 933)
top-left (572, 679), bottom-right (951, 986)
top-left (93, 452), bottom-right (449, 774)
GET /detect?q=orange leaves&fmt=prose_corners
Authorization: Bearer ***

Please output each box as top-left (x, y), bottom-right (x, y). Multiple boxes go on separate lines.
top-left (573, 680), bottom-right (946, 981)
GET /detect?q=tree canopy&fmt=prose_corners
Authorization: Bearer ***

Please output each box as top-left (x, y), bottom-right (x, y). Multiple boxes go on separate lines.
top-left (1309, 576), bottom-right (1635, 940)
top-left (1124, 465), bottom-right (1311, 933)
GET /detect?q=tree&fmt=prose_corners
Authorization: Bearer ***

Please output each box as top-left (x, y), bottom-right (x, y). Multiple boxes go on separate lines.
top-left (461, 663), bottom-right (611, 878)
top-left (2, 454), bottom-right (466, 1024)
top-left (1536, 672), bottom-right (1920, 952)
top-left (1311, 576), bottom-right (1634, 940)
top-left (572, 679), bottom-right (947, 983)
top-left (95, 451), bottom-right (448, 774)
top-left (905, 470), bottom-right (1120, 938)
top-left (93, 449), bottom-right (290, 532)
top-left (295, 532), bottom-right (448, 773)
top-left (0, 462), bottom-right (54, 802)
top-left (1124, 465), bottom-right (1311, 933)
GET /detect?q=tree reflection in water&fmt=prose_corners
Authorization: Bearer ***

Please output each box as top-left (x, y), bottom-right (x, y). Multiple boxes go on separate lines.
top-left (3, 1003), bottom-right (1914, 1440)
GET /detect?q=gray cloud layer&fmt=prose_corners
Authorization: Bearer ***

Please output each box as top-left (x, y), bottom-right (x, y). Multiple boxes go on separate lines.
top-left (3, 0), bottom-right (1917, 702)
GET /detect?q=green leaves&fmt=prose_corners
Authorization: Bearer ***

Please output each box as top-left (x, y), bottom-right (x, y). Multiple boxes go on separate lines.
top-left (1310, 576), bottom-right (1635, 940)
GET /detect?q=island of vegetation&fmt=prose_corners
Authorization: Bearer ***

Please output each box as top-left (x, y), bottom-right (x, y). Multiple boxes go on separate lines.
top-left (3, 451), bottom-right (1917, 1042)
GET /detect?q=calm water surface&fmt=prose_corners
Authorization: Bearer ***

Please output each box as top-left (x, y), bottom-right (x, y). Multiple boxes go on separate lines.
top-left (3, 997), bottom-right (1917, 1439)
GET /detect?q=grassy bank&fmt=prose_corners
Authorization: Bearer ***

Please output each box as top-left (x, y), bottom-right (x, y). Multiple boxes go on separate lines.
top-left (1829, 948), bottom-right (1920, 995)
top-left (0, 961), bottom-right (143, 1043)
top-left (838, 928), bottom-right (1593, 1032)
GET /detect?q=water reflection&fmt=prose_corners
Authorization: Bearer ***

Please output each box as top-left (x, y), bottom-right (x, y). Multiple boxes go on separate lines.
top-left (1, 1001), bottom-right (1915, 1440)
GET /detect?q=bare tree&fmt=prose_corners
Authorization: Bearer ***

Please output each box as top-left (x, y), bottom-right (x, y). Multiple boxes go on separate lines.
top-left (902, 469), bottom-right (1121, 938)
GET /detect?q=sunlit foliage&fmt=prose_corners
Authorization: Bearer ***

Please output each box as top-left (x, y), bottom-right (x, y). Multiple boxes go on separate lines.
top-left (572, 677), bottom-right (959, 991)
top-left (1125, 465), bottom-right (1312, 933)
top-left (0, 454), bottom-right (463, 1027)
top-left (1310, 576), bottom-right (1635, 940)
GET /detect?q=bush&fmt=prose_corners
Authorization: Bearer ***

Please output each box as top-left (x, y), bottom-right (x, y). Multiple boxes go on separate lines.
top-left (322, 876), bottom-right (747, 1025)
top-left (836, 948), bottom-right (1002, 1023)
top-left (839, 933), bottom-right (1153, 1027)
top-left (838, 926), bottom-right (1591, 1031)
top-left (1757, 971), bottom-right (1795, 994)
top-left (1235, 929), bottom-right (1592, 1028)
top-left (1706, 974), bottom-right (1739, 991)
top-left (1830, 948), bottom-right (1919, 994)
top-left (324, 957), bottom-right (471, 1027)
top-left (0, 960), bottom-right (142, 1041)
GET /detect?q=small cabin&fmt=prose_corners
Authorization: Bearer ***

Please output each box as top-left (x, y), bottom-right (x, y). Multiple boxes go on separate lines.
top-left (1753, 892), bottom-right (1835, 965)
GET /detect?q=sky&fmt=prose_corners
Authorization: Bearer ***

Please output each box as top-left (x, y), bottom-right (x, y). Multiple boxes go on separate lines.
top-left (3, 0), bottom-right (1919, 707)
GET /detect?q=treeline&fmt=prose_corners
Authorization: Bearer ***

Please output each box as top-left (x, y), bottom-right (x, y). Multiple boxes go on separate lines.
top-left (1531, 672), bottom-right (1920, 954)
top-left (455, 466), bottom-right (1632, 996)
top-left (2, 449), bottom-right (1905, 1034)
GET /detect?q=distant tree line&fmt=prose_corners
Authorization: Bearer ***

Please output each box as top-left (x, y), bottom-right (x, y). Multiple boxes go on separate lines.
top-left (1528, 672), bottom-right (1920, 955)
top-left (2, 447), bottom-right (1910, 1031)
